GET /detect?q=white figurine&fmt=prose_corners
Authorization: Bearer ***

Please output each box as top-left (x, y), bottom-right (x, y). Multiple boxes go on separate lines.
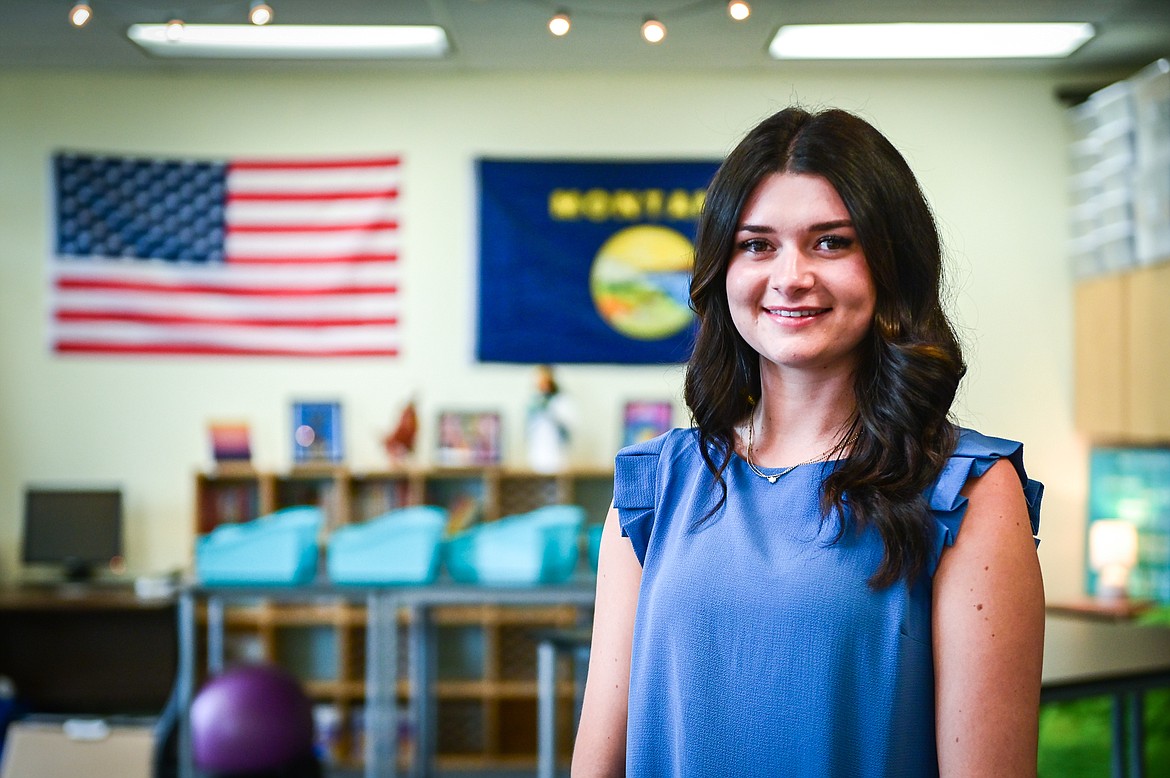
top-left (526, 365), bottom-right (574, 473)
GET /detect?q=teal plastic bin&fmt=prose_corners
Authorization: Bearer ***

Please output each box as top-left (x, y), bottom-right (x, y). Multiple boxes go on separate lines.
top-left (444, 504), bottom-right (586, 584)
top-left (327, 505), bottom-right (447, 584)
top-left (587, 523), bottom-right (604, 571)
top-left (196, 506), bottom-right (322, 585)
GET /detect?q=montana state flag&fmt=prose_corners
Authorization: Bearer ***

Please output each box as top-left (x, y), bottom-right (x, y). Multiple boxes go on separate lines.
top-left (476, 159), bottom-right (719, 364)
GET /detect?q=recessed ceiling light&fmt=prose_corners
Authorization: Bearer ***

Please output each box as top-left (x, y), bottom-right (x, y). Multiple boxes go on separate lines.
top-left (769, 23), bottom-right (1095, 60)
top-left (68, 3), bottom-right (93, 28)
top-left (126, 24), bottom-right (450, 59)
top-left (549, 11), bottom-right (571, 37)
top-left (641, 17), bottom-right (666, 44)
top-left (248, 2), bottom-right (274, 26)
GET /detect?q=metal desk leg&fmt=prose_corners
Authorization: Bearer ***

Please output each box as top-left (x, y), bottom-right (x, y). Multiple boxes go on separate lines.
top-left (177, 591), bottom-right (196, 778)
top-left (1128, 692), bottom-right (1145, 778)
top-left (366, 591), bottom-right (399, 778)
top-left (537, 639), bottom-right (557, 778)
top-left (408, 604), bottom-right (436, 778)
top-left (1111, 693), bottom-right (1127, 778)
top-left (207, 596), bottom-right (225, 673)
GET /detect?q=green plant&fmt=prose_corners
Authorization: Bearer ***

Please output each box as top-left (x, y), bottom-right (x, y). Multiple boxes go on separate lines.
top-left (1038, 690), bottom-right (1170, 777)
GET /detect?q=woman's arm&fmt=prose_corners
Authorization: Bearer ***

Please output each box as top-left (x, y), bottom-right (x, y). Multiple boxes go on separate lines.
top-left (571, 506), bottom-right (643, 777)
top-left (933, 458), bottom-right (1045, 777)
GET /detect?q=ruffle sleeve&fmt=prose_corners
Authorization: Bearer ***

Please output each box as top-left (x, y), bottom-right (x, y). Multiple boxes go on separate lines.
top-left (613, 432), bottom-right (671, 566)
top-left (923, 428), bottom-right (1044, 576)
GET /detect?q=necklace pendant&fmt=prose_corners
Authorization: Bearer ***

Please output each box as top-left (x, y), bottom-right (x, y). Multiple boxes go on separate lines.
top-left (767, 474), bottom-right (780, 484)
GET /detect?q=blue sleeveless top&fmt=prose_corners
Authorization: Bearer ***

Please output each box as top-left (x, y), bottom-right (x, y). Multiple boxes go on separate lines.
top-left (614, 427), bottom-right (1042, 778)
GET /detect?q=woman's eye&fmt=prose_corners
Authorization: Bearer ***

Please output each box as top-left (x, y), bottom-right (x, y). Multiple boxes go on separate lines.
top-left (816, 234), bottom-right (853, 251)
top-left (738, 238), bottom-right (771, 253)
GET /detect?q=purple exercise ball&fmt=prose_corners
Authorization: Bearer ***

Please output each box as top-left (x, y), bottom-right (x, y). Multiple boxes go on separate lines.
top-left (190, 663), bottom-right (316, 774)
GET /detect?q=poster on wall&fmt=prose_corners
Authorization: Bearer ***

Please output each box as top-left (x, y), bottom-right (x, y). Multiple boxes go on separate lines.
top-left (50, 152), bottom-right (402, 357)
top-left (292, 401), bottom-right (344, 464)
top-left (476, 158), bottom-right (720, 364)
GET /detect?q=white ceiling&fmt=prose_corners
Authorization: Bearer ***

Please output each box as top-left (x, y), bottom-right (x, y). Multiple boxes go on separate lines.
top-left (0, 0), bottom-right (1167, 83)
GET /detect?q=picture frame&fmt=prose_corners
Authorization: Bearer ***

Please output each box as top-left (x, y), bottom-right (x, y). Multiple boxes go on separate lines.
top-left (436, 411), bottom-right (502, 466)
top-left (209, 421), bottom-right (252, 465)
top-left (622, 401), bottom-right (673, 447)
top-left (292, 401), bottom-right (343, 464)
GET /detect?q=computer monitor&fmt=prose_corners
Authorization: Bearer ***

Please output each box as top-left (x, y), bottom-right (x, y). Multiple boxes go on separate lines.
top-left (22, 486), bottom-right (123, 582)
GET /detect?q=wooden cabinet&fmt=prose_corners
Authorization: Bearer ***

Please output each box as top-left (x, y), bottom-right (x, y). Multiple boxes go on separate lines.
top-left (1125, 263), bottom-right (1170, 437)
top-left (193, 466), bottom-right (610, 771)
top-left (1074, 271), bottom-right (1128, 438)
top-left (195, 466), bottom-right (614, 535)
top-left (1074, 261), bottom-right (1170, 441)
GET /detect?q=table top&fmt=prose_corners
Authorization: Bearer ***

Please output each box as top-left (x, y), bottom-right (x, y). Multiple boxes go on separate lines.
top-left (0, 584), bottom-right (175, 611)
top-left (185, 575), bottom-right (599, 606)
top-left (1042, 613), bottom-right (1170, 689)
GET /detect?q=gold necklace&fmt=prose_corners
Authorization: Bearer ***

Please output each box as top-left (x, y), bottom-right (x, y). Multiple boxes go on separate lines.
top-left (745, 415), bottom-right (855, 484)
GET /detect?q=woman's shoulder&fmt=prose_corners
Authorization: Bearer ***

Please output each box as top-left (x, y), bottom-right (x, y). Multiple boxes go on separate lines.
top-left (613, 427), bottom-right (700, 508)
top-left (952, 427), bottom-right (1024, 460)
top-left (935, 427), bottom-right (1032, 486)
top-left (946, 428), bottom-right (1041, 500)
top-left (925, 426), bottom-right (1043, 571)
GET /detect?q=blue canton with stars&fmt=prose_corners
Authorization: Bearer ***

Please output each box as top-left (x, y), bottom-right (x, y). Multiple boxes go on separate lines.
top-left (55, 154), bottom-right (228, 263)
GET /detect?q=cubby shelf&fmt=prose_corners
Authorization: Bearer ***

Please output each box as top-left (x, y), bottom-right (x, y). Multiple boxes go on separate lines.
top-left (193, 466), bottom-right (610, 770)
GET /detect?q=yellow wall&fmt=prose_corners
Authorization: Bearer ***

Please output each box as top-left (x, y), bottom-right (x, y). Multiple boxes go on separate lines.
top-left (0, 67), bottom-right (1086, 597)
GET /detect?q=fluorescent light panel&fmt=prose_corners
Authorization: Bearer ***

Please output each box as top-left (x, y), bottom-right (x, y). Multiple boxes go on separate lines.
top-left (769, 23), bottom-right (1095, 60)
top-left (127, 24), bottom-right (449, 59)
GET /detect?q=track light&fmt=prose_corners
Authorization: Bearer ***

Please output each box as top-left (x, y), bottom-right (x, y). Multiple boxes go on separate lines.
top-left (727, 1), bottom-right (751, 21)
top-left (548, 10), bottom-right (570, 37)
top-left (641, 17), bottom-right (665, 44)
top-left (165, 18), bottom-right (185, 41)
top-left (249, 2), bottom-right (274, 26)
top-left (69, 3), bottom-right (93, 28)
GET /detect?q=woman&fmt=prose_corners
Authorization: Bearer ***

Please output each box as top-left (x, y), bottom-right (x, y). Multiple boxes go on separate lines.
top-left (572, 107), bottom-right (1044, 777)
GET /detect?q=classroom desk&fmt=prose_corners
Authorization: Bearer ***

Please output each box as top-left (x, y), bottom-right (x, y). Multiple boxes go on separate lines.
top-left (1041, 613), bottom-right (1170, 778)
top-left (534, 613), bottom-right (1170, 778)
top-left (176, 579), bottom-right (596, 778)
top-left (0, 586), bottom-right (176, 716)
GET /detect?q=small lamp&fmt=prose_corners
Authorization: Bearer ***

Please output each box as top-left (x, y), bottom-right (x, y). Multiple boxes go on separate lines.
top-left (1089, 519), bottom-right (1139, 600)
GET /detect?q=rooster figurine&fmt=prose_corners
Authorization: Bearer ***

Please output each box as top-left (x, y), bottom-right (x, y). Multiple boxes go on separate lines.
top-left (383, 399), bottom-right (418, 463)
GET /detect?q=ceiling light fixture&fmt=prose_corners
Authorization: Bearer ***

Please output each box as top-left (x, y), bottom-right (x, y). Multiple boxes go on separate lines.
top-left (548, 10), bottom-right (571, 37)
top-left (126, 23), bottom-right (451, 59)
top-left (248, 2), bottom-right (274, 26)
top-left (165, 19), bottom-right (185, 42)
top-left (769, 22), bottom-right (1096, 60)
top-left (641, 17), bottom-right (666, 44)
top-left (68, 3), bottom-right (93, 28)
top-left (727, 1), bottom-right (750, 22)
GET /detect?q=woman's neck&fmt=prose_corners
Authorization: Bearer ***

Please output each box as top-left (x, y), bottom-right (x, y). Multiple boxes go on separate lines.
top-left (746, 367), bottom-right (857, 467)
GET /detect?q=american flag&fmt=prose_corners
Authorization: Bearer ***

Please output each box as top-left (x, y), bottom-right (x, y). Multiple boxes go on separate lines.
top-left (51, 153), bottom-right (401, 357)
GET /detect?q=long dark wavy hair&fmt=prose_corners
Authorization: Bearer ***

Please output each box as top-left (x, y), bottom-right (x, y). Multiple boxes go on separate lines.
top-left (684, 107), bottom-right (966, 588)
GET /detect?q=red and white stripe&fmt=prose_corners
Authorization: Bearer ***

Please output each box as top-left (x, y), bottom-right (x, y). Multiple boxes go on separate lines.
top-left (52, 156), bottom-right (401, 357)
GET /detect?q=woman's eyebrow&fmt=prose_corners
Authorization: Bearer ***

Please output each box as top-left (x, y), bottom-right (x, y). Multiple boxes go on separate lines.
top-left (736, 223), bottom-right (775, 234)
top-left (737, 219), bottom-right (854, 234)
top-left (807, 219), bottom-right (853, 232)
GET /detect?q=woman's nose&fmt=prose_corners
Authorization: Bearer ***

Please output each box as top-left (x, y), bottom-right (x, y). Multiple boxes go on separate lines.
top-left (770, 246), bottom-right (814, 292)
